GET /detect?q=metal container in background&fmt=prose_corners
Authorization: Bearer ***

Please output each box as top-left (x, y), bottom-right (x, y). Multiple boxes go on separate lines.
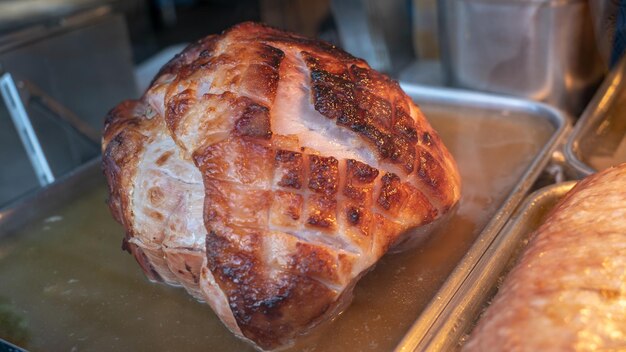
top-left (589, 0), bottom-right (619, 67)
top-left (331, 0), bottom-right (414, 74)
top-left (564, 53), bottom-right (626, 178)
top-left (439, 0), bottom-right (605, 116)
top-left (412, 0), bottom-right (440, 60)
top-left (399, 181), bottom-right (576, 352)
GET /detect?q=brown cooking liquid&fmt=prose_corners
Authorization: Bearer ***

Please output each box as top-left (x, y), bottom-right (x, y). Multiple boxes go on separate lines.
top-left (0, 105), bottom-right (553, 351)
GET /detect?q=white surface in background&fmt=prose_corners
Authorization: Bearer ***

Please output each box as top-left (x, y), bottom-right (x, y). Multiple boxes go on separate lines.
top-left (398, 60), bottom-right (444, 87)
top-left (134, 44), bottom-right (188, 94)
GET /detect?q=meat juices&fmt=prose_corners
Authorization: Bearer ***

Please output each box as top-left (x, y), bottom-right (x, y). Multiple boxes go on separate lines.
top-left (102, 22), bottom-right (461, 350)
top-left (464, 164), bottom-right (626, 351)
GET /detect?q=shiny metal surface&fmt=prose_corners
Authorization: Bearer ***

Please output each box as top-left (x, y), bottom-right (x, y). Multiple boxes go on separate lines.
top-left (0, 12), bottom-right (136, 206)
top-left (331, 0), bottom-right (414, 74)
top-left (0, 337), bottom-right (26, 352)
top-left (396, 84), bottom-right (568, 352)
top-left (564, 54), bottom-right (626, 178)
top-left (589, 0), bottom-right (618, 66)
top-left (0, 0), bottom-right (115, 34)
top-left (0, 72), bottom-right (54, 186)
top-left (0, 157), bottom-right (101, 235)
top-left (21, 80), bottom-right (100, 144)
top-left (402, 181), bottom-right (576, 352)
top-left (439, 0), bottom-right (605, 115)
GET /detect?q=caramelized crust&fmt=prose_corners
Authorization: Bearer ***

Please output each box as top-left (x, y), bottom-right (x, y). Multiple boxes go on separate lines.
top-left (274, 150), bottom-right (303, 189)
top-left (102, 22), bottom-right (461, 351)
top-left (308, 155), bottom-right (339, 196)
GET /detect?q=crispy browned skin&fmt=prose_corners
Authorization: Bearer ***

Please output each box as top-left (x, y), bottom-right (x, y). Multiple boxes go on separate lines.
top-left (464, 164), bottom-right (626, 351)
top-left (102, 22), bottom-right (461, 350)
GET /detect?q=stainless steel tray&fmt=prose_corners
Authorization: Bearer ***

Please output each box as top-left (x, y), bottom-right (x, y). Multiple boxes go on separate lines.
top-left (407, 181), bottom-right (577, 352)
top-left (0, 84), bottom-right (567, 352)
top-left (395, 85), bottom-right (567, 352)
top-left (565, 55), bottom-right (626, 178)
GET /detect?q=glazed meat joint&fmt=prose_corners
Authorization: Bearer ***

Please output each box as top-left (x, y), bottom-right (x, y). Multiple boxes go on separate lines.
top-left (102, 23), bottom-right (461, 350)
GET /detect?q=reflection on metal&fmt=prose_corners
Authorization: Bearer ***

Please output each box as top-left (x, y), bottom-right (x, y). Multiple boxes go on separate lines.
top-left (59, 5), bottom-right (111, 27)
top-left (439, 0), bottom-right (605, 115)
top-left (331, 0), bottom-right (414, 74)
top-left (0, 0), bottom-right (113, 34)
top-left (0, 72), bottom-right (54, 186)
top-left (0, 337), bottom-right (27, 352)
top-left (564, 54), bottom-right (626, 178)
top-left (21, 80), bottom-right (100, 144)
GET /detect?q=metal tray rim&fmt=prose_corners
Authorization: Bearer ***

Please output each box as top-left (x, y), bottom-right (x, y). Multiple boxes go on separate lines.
top-left (396, 83), bottom-right (569, 352)
top-left (0, 157), bottom-right (102, 237)
top-left (406, 180), bottom-right (577, 352)
top-left (563, 56), bottom-right (626, 178)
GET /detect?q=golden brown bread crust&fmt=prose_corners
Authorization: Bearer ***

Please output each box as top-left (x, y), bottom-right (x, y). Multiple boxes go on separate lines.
top-left (463, 164), bottom-right (626, 351)
top-left (102, 22), bottom-right (461, 350)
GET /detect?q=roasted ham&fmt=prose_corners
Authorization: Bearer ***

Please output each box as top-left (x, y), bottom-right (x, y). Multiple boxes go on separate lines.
top-left (102, 22), bottom-right (461, 350)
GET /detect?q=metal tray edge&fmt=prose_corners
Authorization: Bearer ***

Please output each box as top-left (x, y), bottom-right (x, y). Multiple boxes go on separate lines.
top-left (563, 56), bottom-right (626, 178)
top-left (0, 157), bottom-right (102, 237)
top-left (408, 181), bottom-right (577, 352)
top-left (396, 85), bottom-right (570, 352)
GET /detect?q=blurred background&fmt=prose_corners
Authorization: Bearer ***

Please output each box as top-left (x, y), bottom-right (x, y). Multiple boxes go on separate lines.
top-left (0, 0), bottom-right (622, 206)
